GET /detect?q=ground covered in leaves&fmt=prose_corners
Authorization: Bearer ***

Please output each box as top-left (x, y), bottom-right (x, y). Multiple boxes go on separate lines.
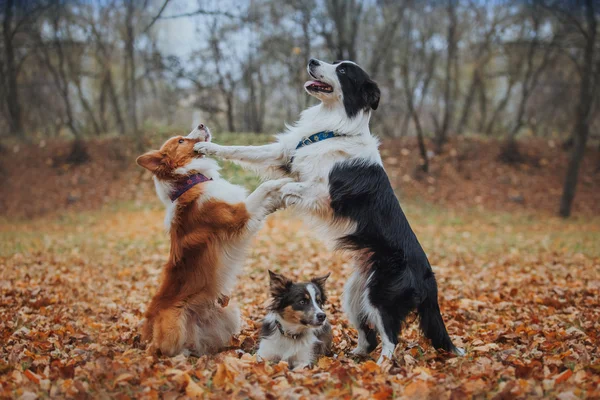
top-left (1, 134), bottom-right (599, 398)
top-left (2, 202), bottom-right (599, 399)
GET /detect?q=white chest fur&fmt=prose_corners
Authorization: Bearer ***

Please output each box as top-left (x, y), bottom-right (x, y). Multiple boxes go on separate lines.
top-left (257, 313), bottom-right (329, 369)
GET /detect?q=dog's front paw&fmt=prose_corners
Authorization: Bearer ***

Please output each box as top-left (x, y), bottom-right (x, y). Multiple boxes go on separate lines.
top-left (264, 179), bottom-right (294, 213)
top-left (350, 346), bottom-right (370, 357)
top-left (291, 362), bottom-right (310, 371)
top-left (261, 177), bottom-right (295, 193)
top-left (281, 182), bottom-right (305, 207)
top-left (194, 141), bottom-right (219, 156)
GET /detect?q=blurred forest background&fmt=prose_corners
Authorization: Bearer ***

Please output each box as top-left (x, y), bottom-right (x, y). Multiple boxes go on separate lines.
top-left (0, 0), bottom-right (598, 217)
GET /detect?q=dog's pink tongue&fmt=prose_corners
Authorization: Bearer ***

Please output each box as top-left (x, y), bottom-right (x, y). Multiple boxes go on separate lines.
top-left (305, 80), bottom-right (328, 88)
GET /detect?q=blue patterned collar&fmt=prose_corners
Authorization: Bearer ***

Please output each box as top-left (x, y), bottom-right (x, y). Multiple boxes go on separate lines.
top-left (287, 131), bottom-right (345, 168)
top-left (295, 131), bottom-right (344, 150)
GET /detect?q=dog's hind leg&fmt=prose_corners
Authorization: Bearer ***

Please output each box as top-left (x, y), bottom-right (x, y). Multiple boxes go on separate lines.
top-left (417, 278), bottom-right (464, 356)
top-left (152, 306), bottom-right (188, 357)
top-left (343, 271), bottom-right (378, 356)
top-left (193, 304), bottom-right (241, 355)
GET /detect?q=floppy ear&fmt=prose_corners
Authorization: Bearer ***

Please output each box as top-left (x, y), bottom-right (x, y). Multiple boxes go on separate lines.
top-left (268, 270), bottom-right (292, 295)
top-left (136, 151), bottom-right (163, 172)
top-left (363, 80), bottom-right (380, 110)
top-left (311, 272), bottom-right (331, 289)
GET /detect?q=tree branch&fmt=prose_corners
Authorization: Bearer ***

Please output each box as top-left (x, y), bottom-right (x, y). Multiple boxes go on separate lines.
top-left (160, 8), bottom-right (237, 20)
top-left (143, 0), bottom-right (173, 32)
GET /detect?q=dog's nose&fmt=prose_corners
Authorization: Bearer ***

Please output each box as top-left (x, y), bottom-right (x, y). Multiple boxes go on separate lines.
top-left (197, 123), bottom-right (205, 130)
top-left (309, 58), bottom-right (320, 67)
top-left (316, 312), bottom-right (326, 322)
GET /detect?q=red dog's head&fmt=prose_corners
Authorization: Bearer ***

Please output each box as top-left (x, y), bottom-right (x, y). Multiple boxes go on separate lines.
top-left (136, 124), bottom-right (211, 179)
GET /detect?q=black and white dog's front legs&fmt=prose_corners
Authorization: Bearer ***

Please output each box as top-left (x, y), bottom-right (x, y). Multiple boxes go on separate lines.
top-left (194, 142), bottom-right (289, 179)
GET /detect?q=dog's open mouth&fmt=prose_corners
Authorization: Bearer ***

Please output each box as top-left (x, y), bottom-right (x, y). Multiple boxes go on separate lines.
top-left (305, 80), bottom-right (333, 93)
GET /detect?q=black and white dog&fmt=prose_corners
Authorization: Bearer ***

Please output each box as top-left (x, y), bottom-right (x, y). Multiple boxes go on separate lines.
top-left (195, 59), bottom-right (464, 363)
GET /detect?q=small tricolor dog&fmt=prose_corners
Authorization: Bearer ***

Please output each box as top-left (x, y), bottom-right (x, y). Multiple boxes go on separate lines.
top-left (257, 271), bottom-right (332, 369)
top-left (136, 124), bottom-right (290, 356)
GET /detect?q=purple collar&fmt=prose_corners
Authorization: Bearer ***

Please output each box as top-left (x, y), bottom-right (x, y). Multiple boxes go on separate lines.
top-left (169, 173), bottom-right (212, 202)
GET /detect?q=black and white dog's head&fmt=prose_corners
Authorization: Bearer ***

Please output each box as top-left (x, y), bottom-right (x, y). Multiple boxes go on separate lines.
top-left (305, 58), bottom-right (380, 118)
top-left (268, 270), bottom-right (330, 327)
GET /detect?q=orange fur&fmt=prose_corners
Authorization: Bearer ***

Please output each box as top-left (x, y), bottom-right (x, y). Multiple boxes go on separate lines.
top-left (138, 135), bottom-right (251, 357)
top-left (282, 306), bottom-right (304, 324)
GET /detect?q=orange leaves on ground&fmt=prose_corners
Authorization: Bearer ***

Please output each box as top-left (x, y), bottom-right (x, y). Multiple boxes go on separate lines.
top-left (212, 358), bottom-right (239, 388)
top-left (1, 203), bottom-right (599, 398)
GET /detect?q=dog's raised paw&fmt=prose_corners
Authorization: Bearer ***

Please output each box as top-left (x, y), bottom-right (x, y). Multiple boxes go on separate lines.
top-left (262, 177), bottom-right (294, 193)
top-left (193, 142), bottom-right (217, 155)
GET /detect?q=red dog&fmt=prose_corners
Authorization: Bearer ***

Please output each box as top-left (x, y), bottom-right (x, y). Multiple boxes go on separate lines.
top-left (136, 125), bottom-right (289, 356)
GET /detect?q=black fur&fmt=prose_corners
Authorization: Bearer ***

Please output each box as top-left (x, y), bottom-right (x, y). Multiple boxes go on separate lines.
top-left (336, 62), bottom-right (381, 118)
top-left (359, 318), bottom-right (378, 353)
top-left (260, 319), bottom-right (277, 339)
top-left (329, 159), bottom-right (458, 353)
top-left (313, 323), bottom-right (333, 357)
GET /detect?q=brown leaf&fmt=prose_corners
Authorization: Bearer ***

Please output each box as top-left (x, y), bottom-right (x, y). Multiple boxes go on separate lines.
top-left (23, 369), bottom-right (40, 384)
top-left (213, 361), bottom-right (236, 388)
top-left (554, 369), bottom-right (573, 384)
top-left (185, 378), bottom-right (204, 398)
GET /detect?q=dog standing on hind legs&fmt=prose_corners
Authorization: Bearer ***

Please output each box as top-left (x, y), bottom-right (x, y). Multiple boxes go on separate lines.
top-left (137, 124), bottom-right (291, 357)
top-left (195, 59), bottom-right (464, 363)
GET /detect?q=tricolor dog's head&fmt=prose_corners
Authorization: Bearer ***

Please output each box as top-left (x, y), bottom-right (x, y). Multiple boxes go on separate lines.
top-left (305, 59), bottom-right (380, 118)
top-left (268, 270), bottom-right (330, 328)
top-left (136, 124), bottom-right (212, 179)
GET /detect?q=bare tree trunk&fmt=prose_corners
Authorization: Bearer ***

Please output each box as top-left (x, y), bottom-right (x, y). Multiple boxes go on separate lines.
top-left (98, 74), bottom-right (109, 132)
top-left (456, 71), bottom-right (480, 134)
top-left (509, 12), bottom-right (555, 140)
top-left (125, 0), bottom-right (139, 137)
top-left (559, 0), bottom-right (596, 217)
top-left (402, 63), bottom-right (429, 173)
top-left (434, 0), bottom-right (457, 153)
top-left (91, 22), bottom-right (126, 136)
top-left (368, 2), bottom-right (406, 77)
top-left (477, 78), bottom-right (488, 133)
top-left (322, 0), bottom-right (362, 60)
top-left (35, 10), bottom-right (80, 138)
top-left (108, 68), bottom-right (127, 135)
top-left (2, 0), bottom-right (23, 137)
top-left (300, 5), bottom-right (312, 108)
top-left (484, 76), bottom-right (516, 136)
top-left (75, 82), bottom-right (102, 136)
top-left (257, 70), bottom-right (266, 133)
top-left (225, 92), bottom-right (236, 133)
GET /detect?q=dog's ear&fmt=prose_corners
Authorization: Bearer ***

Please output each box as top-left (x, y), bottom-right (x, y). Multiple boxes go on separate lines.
top-left (136, 151), bottom-right (163, 172)
top-left (311, 272), bottom-right (331, 289)
top-left (268, 270), bottom-right (292, 295)
top-left (362, 80), bottom-right (380, 110)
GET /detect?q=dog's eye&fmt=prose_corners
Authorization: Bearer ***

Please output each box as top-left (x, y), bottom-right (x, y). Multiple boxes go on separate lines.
top-left (338, 68), bottom-right (346, 74)
top-left (178, 139), bottom-right (185, 144)
top-left (299, 299), bottom-right (306, 305)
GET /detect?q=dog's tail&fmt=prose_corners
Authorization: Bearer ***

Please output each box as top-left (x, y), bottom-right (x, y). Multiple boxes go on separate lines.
top-left (417, 279), bottom-right (464, 356)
